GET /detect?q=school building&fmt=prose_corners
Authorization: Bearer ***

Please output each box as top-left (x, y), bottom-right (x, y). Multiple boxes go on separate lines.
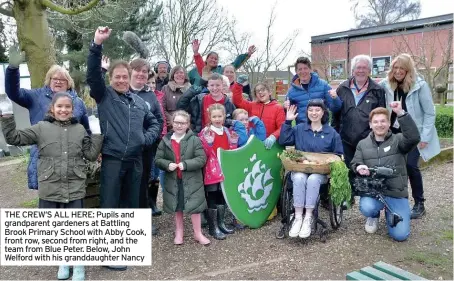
top-left (310, 13), bottom-right (453, 101)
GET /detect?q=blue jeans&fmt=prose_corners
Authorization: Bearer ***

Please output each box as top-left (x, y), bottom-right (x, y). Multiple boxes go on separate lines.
top-left (159, 169), bottom-right (165, 192)
top-left (359, 196), bottom-right (411, 242)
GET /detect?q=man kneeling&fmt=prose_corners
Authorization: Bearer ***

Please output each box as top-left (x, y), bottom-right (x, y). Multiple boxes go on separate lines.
top-left (351, 102), bottom-right (420, 241)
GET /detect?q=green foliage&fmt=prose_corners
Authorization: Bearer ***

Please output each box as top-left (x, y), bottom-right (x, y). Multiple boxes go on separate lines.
top-left (329, 161), bottom-right (352, 207)
top-left (21, 197), bottom-right (39, 208)
top-left (48, 0), bottom-right (162, 94)
top-left (436, 109), bottom-right (453, 138)
top-left (436, 105), bottom-right (453, 116)
top-left (0, 19), bottom-right (8, 63)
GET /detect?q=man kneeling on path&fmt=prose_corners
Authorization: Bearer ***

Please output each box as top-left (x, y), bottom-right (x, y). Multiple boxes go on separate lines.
top-left (351, 102), bottom-right (420, 242)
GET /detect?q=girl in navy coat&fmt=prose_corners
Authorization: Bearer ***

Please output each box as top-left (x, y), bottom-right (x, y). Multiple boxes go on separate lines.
top-left (278, 99), bottom-right (343, 239)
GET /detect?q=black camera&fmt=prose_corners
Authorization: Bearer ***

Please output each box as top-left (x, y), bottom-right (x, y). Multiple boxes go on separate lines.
top-left (354, 166), bottom-right (403, 228)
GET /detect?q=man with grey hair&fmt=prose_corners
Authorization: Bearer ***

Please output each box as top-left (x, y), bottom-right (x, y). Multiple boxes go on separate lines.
top-left (332, 54), bottom-right (386, 202)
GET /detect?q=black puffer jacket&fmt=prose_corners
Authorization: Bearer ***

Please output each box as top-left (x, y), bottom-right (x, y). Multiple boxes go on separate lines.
top-left (176, 86), bottom-right (235, 133)
top-left (333, 77), bottom-right (386, 147)
top-left (351, 114), bottom-right (420, 198)
top-left (86, 43), bottom-right (160, 160)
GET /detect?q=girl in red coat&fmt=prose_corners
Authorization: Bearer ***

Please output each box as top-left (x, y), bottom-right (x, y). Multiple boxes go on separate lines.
top-left (232, 82), bottom-right (286, 149)
top-left (198, 103), bottom-right (239, 240)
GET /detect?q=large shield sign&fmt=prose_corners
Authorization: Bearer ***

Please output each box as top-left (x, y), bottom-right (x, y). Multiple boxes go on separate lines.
top-left (218, 135), bottom-right (284, 228)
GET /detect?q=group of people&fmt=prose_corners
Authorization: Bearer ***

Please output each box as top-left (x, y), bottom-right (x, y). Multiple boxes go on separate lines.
top-left (0, 25), bottom-right (441, 280)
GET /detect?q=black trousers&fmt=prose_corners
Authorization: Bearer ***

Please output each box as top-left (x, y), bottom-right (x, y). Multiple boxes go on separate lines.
top-left (407, 147), bottom-right (425, 203)
top-left (100, 154), bottom-right (142, 208)
top-left (140, 146), bottom-right (154, 209)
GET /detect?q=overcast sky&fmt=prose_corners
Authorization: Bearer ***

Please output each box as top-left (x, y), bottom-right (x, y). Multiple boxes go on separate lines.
top-left (219, 0), bottom-right (454, 68)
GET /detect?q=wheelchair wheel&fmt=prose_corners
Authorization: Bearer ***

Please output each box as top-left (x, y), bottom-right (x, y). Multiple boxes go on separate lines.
top-left (328, 197), bottom-right (343, 229)
top-left (277, 172), bottom-right (293, 238)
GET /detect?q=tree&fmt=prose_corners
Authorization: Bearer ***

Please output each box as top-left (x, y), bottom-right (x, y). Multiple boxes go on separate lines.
top-left (392, 26), bottom-right (453, 104)
top-left (225, 4), bottom-right (299, 82)
top-left (47, 0), bottom-right (162, 93)
top-left (149, 0), bottom-right (231, 68)
top-left (351, 0), bottom-right (421, 28)
top-left (0, 0), bottom-right (103, 88)
top-left (0, 18), bottom-right (8, 63)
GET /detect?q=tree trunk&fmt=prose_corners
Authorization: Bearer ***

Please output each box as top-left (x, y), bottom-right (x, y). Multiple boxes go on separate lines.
top-left (13, 0), bottom-right (56, 88)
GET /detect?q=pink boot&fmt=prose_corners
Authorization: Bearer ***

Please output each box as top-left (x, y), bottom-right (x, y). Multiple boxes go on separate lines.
top-left (174, 212), bottom-right (184, 245)
top-left (191, 213), bottom-right (210, 246)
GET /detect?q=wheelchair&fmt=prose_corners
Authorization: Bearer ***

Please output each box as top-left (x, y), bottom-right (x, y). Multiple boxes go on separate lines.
top-left (275, 170), bottom-right (345, 242)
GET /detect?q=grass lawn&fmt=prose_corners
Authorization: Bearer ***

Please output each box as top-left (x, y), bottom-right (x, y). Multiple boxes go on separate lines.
top-left (436, 105), bottom-right (453, 116)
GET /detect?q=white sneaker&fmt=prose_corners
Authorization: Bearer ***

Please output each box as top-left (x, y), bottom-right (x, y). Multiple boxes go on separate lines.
top-left (299, 216), bottom-right (313, 238)
top-left (365, 217), bottom-right (379, 234)
top-left (289, 218), bottom-right (303, 237)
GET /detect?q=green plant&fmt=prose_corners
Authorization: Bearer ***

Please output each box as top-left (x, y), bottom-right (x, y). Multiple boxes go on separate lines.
top-left (20, 197), bottom-right (38, 208)
top-left (329, 161), bottom-right (352, 207)
top-left (435, 113), bottom-right (453, 138)
top-left (436, 105), bottom-right (453, 116)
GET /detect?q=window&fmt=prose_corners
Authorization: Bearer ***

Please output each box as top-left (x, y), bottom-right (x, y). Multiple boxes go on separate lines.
top-left (372, 56), bottom-right (391, 78)
top-left (329, 61), bottom-right (346, 80)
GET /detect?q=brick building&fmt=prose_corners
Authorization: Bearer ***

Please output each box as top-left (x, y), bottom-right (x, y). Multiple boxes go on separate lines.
top-left (310, 14), bottom-right (453, 100)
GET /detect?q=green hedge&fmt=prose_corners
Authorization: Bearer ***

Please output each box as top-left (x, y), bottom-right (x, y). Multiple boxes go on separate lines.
top-left (436, 106), bottom-right (453, 138)
top-left (436, 113), bottom-right (453, 138)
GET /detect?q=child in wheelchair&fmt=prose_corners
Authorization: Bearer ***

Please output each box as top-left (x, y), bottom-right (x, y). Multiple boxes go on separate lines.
top-left (278, 99), bottom-right (343, 238)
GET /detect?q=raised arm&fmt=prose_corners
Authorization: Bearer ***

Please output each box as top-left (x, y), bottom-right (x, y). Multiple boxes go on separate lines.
top-left (86, 27), bottom-right (111, 104)
top-left (232, 82), bottom-right (252, 112)
top-left (1, 116), bottom-right (40, 146)
top-left (5, 66), bottom-right (35, 109)
top-left (325, 85), bottom-right (342, 113)
top-left (192, 40), bottom-right (205, 76)
top-left (277, 105), bottom-right (298, 146)
top-left (231, 45), bottom-right (256, 70)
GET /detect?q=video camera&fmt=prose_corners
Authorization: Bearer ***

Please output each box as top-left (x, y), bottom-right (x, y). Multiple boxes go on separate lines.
top-left (354, 166), bottom-right (403, 228)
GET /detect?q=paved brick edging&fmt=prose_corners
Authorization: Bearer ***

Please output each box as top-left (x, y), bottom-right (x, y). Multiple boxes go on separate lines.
top-left (419, 146), bottom-right (453, 169)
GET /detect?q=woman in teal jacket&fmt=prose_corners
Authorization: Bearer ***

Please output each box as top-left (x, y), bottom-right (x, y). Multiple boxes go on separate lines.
top-left (380, 53), bottom-right (440, 220)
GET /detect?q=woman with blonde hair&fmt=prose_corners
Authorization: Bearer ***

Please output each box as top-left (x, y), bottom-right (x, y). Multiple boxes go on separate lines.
top-left (380, 53), bottom-right (440, 219)
top-left (4, 47), bottom-right (91, 190)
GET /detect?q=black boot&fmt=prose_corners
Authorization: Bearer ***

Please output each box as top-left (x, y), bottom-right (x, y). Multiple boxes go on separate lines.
top-left (207, 208), bottom-right (226, 240)
top-left (411, 201), bottom-right (426, 219)
top-left (216, 205), bottom-right (234, 234)
top-left (201, 209), bottom-right (208, 228)
top-left (148, 180), bottom-right (162, 216)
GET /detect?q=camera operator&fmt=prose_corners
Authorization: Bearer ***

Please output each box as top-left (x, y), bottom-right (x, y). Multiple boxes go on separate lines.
top-left (351, 102), bottom-right (420, 241)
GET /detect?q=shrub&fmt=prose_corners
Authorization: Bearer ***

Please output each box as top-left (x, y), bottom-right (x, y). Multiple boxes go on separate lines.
top-left (436, 113), bottom-right (453, 138)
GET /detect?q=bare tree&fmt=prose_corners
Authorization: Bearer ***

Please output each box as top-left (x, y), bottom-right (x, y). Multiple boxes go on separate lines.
top-left (392, 26), bottom-right (453, 103)
top-left (149, 0), bottom-right (230, 68)
top-left (225, 4), bottom-right (299, 82)
top-left (0, 0), bottom-right (103, 88)
top-left (351, 0), bottom-right (421, 28)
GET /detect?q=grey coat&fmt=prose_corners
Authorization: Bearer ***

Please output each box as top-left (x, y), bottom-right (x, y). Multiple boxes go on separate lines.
top-left (1, 116), bottom-right (103, 203)
top-left (351, 114), bottom-right (420, 198)
top-left (155, 130), bottom-right (207, 214)
top-left (380, 76), bottom-right (440, 161)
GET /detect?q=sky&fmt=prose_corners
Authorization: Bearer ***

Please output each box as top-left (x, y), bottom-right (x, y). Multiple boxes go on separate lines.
top-left (218, 0), bottom-right (454, 69)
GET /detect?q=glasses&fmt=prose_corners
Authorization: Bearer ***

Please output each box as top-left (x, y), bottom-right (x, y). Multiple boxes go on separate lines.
top-left (51, 78), bottom-right (68, 84)
top-left (173, 121), bottom-right (188, 126)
